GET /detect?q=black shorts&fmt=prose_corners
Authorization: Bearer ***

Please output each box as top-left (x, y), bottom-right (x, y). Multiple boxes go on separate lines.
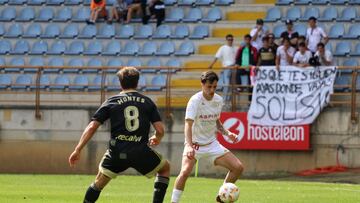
top-left (99, 146), bottom-right (165, 179)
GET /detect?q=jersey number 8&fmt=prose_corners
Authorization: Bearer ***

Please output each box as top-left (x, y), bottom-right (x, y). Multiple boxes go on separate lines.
top-left (124, 106), bottom-right (139, 132)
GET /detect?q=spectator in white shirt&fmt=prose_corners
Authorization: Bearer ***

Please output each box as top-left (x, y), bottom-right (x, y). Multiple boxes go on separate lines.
top-left (293, 42), bottom-right (312, 67)
top-left (314, 42), bottom-right (333, 66)
top-left (250, 19), bottom-right (269, 51)
top-left (276, 37), bottom-right (296, 69)
top-left (306, 17), bottom-right (329, 53)
top-left (209, 34), bottom-right (238, 101)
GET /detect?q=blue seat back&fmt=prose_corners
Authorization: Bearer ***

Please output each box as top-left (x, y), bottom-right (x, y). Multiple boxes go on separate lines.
top-left (147, 58), bottom-right (161, 67)
top-left (1, 7), bottom-right (16, 21)
top-left (13, 40), bottom-right (30, 53)
top-left (43, 24), bottom-right (61, 37)
top-left (17, 7), bottom-right (35, 21)
top-left (37, 8), bottom-right (54, 21)
top-left (25, 23), bottom-right (42, 37)
top-left (286, 7), bottom-right (301, 20)
top-left (173, 25), bottom-right (189, 38)
top-left (127, 59), bottom-right (142, 67)
top-left (154, 25), bottom-right (171, 38)
top-left (32, 40), bottom-right (48, 53)
top-left (54, 7), bottom-right (72, 21)
top-left (6, 23), bottom-right (23, 37)
top-left (50, 40), bottom-right (66, 53)
top-left (118, 25), bottom-right (134, 38)
top-left (0, 40), bottom-right (11, 54)
top-left (335, 42), bottom-right (351, 55)
top-left (105, 40), bottom-right (121, 54)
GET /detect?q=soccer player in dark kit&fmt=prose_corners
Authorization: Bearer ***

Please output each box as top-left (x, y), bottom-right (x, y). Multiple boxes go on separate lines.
top-left (68, 67), bottom-right (170, 203)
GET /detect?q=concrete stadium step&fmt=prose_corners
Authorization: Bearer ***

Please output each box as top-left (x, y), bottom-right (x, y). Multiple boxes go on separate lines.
top-left (171, 79), bottom-right (201, 88)
top-left (184, 60), bottom-right (222, 71)
top-left (198, 44), bottom-right (222, 55)
top-left (226, 11), bottom-right (266, 21)
top-left (156, 96), bottom-right (190, 108)
top-left (212, 27), bottom-right (251, 38)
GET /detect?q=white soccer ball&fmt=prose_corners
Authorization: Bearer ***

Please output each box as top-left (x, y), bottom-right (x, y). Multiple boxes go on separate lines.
top-left (218, 183), bottom-right (240, 203)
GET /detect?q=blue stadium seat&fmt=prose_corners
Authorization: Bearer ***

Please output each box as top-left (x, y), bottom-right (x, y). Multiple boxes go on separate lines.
top-left (66, 58), bottom-right (83, 73)
top-left (28, 0), bottom-right (46, 5)
top-left (83, 0), bottom-right (90, 5)
top-left (127, 58), bottom-right (142, 67)
top-left (60, 24), bottom-right (79, 39)
top-left (138, 41), bottom-right (157, 56)
top-left (276, 0), bottom-right (293, 5)
top-left (73, 7), bottom-right (90, 22)
top-left (334, 42), bottom-right (351, 56)
top-left (338, 7), bottom-right (357, 22)
top-left (143, 58), bottom-right (160, 73)
top-left (79, 25), bottom-right (97, 39)
top-left (0, 57), bottom-right (5, 68)
top-left (189, 25), bottom-right (209, 39)
top-left (294, 24), bottom-right (307, 36)
top-left (349, 0), bottom-right (360, 4)
top-left (343, 24), bottom-right (360, 39)
top-left (183, 8), bottom-right (202, 22)
top-left (335, 73), bottom-right (351, 92)
top-left (203, 7), bottom-right (222, 22)
top-left (53, 7), bottom-right (72, 22)
top-left (164, 0), bottom-right (176, 5)
top-left (120, 41), bottom-right (140, 56)
top-left (86, 58), bottom-right (102, 73)
top-left (27, 57), bottom-right (44, 73)
top-left (0, 40), bottom-right (12, 54)
top-left (319, 7), bottom-right (337, 22)
top-left (273, 24), bottom-right (286, 38)
top-left (97, 24), bottom-right (116, 39)
top-left (165, 8), bottom-right (184, 22)
top-left (84, 41), bottom-right (103, 55)
top-left (51, 75), bottom-right (70, 90)
top-left (0, 0), bottom-right (8, 5)
top-left (107, 76), bottom-right (121, 91)
top-left (12, 75), bottom-right (32, 90)
top-left (0, 7), bottom-right (16, 21)
top-left (7, 57), bottom-right (25, 72)
top-left (65, 41), bottom-right (85, 55)
top-left (48, 40), bottom-right (66, 55)
top-left (116, 25), bottom-right (134, 39)
top-left (134, 25), bottom-right (153, 39)
top-left (0, 74), bottom-right (11, 89)
top-left (46, 0), bottom-right (64, 5)
top-left (106, 0), bottom-right (115, 5)
top-left (8, 0), bottom-right (26, 5)
top-left (103, 40), bottom-right (121, 56)
top-left (41, 24), bottom-right (61, 38)
top-left (153, 25), bottom-right (171, 39)
top-left (283, 7), bottom-right (301, 21)
top-left (195, 0), bottom-right (213, 5)
top-left (343, 59), bottom-right (359, 66)
top-left (16, 7), bottom-right (35, 22)
top-left (328, 24), bottom-right (345, 39)
top-left (156, 41), bottom-right (175, 56)
top-left (325, 43), bottom-right (333, 52)
top-left (106, 59), bottom-right (122, 73)
top-left (10, 40), bottom-right (29, 54)
top-left (330, 0), bottom-right (347, 4)
top-left (171, 25), bottom-right (189, 39)
top-left (23, 23), bottom-right (42, 38)
top-left (175, 41), bottom-right (195, 56)
top-left (69, 75), bottom-right (89, 90)
top-left (64, 0), bottom-right (82, 5)
top-left (35, 8), bottom-right (54, 22)
top-left (46, 57), bottom-right (64, 73)
top-left (31, 74), bottom-right (51, 89)
top-left (160, 59), bottom-right (181, 73)
top-left (350, 43), bottom-right (360, 56)
top-left (264, 7), bottom-right (281, 22)
top-left (4, 23), bottom-right (23, 38)
top-left (294, 0), bottom-right (311, 5)
top-left (312, 0), bottom-right (328, 4)
top-left (146, 75), bottom-right (166, 91)
top-left (0, 24), bottom-right (4, 36)
top-left (88, 75), bottom-right (103, 91)
top-left (138, 75), bottom-right (146, 90)
top-left (214, 0), bottom-right (233, 5)
top-left (178, 0), bottom-right (195, 6)
top-left (300, 7), bottom-right (320, 21)
top-left (30, 40), bottom-right (48, 55)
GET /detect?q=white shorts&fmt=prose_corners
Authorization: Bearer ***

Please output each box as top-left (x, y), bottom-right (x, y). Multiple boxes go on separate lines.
top-left (183, 140), bottom-right (229, 164)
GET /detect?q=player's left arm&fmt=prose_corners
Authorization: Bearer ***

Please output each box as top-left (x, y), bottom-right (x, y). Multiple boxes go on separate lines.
top-left (216, 119), bottom-right (238, 143)
top-left (68, 121), bottom-right (101, 167)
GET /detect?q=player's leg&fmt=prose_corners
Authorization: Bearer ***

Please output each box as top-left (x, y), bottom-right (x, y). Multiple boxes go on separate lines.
top-left (83, 171), bottom-right (111, 203)
top-left (153, 159), bottom-right (171, 203)
top-left (171, 156), bottom-right (196, 203)
top-left (214, 152), bottom-right (244, 183)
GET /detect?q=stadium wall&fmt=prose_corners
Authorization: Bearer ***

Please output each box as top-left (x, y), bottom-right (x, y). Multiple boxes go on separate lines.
top-left (0, 107), bottom-right (359, 177)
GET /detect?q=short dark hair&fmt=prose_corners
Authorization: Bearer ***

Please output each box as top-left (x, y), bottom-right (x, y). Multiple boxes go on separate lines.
top-left (298, 35), bottom-right (306, 40)
top-left (116, 66), bottom-right (140, 90)
top-left (225, 34), bottom-right (233, 39)
top-left (283, 36), bottom-right (290, 43)
top-left (244, 34), bottom-right (252, 39)
top-left (262, 36), bottom-right (269, 42)
top-left (308, 16), bottom-right (317, 21)
top-left (200, 71), bottom-right (219, 84)
top-left (317, 42), bottom-right (325, 48)
top-left (298, 42), bottom-right (306, 47)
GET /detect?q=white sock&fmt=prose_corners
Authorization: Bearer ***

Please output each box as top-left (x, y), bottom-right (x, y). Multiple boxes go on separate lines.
top-left (171, 189), bottom-right (183, 203)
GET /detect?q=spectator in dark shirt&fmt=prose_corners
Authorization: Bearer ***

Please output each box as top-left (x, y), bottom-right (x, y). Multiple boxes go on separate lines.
top-left (267, 33), bottom-right (278, 52)
top-left (281, 19), bottom-right (299, 43)
top-left (148, 0), bottom-right (165, 27)
top-left (257, 36), bottom-right (276, 66)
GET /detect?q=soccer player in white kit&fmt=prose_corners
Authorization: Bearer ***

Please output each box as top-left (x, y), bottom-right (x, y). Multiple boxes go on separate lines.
top-left (171, 71), bottom-right (244, 203)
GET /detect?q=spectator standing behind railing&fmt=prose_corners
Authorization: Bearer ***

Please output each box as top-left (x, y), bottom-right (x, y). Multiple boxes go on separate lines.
top-left (276, 37), bottom-right (296, 70)
top-left (257, 36), bottom-right (276, 66)
top-left (306, 17), bottom-right (329, 54)
top-left (250, 19), bottom-right (269, 51)
top-left (293, 42), bottom-right (312, 67)
top-left (208, 34), bottom-right (238, 101)
top-left (314, 42), bottom-right (333, 66)
top-left (108, 0), bottom-right (128, 23)
top-left (87, 0), bottom-right (107, 24)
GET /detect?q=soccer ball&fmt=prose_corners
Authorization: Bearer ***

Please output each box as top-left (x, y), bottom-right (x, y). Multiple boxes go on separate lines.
top-left (218, 183), bottom-right (240, 203)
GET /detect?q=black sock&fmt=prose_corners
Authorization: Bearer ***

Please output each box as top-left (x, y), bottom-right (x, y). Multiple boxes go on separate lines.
top-left (83, 183), bottom-right (101, 203)
top-left (152, 176), bottom-right (169, 203)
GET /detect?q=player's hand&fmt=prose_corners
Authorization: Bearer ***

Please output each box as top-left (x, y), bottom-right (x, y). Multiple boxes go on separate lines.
top-left (68, 149), bottom-right (81, 167)
top-left (149, 135), bottom-right (161, 146)
top-left (228, 132), bottom-right (238, 143)
top-left (185, 144), bottom-right (195, 160)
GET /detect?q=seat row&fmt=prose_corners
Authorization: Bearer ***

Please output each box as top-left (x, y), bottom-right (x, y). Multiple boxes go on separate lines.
top-left (0, 40), bottom-right (196, 56)
top-left (0, 74), bottom-right (167, 91)
top-left (0, 23), bottom-right (209, 39)
top-left (0, 57), bottom-right (182, 73)
top-left (276, 0), bottom-right (360, 5)
top-left (265, 7), bottom-right (360, 22)
top-left (0, 0), bottom-right (233, 6)
top-left (0, 7), bottom-right (222, 23)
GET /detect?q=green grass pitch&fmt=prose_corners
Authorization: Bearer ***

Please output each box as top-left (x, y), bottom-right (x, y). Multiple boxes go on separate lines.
top-left (0, 174), bottom-right (359, 203)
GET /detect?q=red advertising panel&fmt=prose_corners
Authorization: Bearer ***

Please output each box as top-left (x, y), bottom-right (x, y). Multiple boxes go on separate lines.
top-left (217, 112), bottom-right (310, 150)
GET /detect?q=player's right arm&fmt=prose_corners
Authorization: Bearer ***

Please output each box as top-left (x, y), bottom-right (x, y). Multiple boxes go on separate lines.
top-left (68, 121), bottom-right (101, 167)
top-left (149, 121), bottom-right (165, 146)
top-left (184, 119), bottom-right (195, 160)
